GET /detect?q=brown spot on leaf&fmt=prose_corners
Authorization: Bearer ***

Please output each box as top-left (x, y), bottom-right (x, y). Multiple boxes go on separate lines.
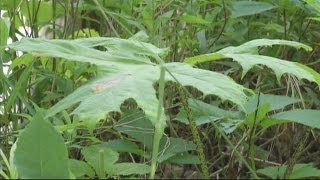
top-left (91, 75), bottom-right (125, 93)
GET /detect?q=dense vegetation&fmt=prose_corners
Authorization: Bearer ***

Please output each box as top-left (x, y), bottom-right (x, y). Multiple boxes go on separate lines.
top-left (1, 0), bottom-right (320, 179)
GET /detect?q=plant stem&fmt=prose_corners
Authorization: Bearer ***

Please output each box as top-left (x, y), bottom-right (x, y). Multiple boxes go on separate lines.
top-left (178, 85), bottom-right (209, 179)
top-left (98, 149), bottom-right (106, 179)
top-left (149, 64), bottom-right (166, 179)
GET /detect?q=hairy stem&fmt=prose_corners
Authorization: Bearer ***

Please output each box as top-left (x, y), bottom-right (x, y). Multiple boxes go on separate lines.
top-left (178, 85), bottom-right (209, 179)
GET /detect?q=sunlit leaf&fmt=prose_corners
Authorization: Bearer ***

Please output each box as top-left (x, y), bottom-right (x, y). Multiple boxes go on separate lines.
top-left (185, 39), bottom-right (319, 85)
top-left (10, 37), bottom-right (249, 127)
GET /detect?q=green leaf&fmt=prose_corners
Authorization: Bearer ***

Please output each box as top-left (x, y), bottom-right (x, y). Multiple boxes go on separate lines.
top-left (260, 118), bottom-right (289, 129)
top-left (12, 109), bottom-right (70, 179)
top-left (99, 139), bottom-right (145, 156)
top-left (68, 159), bottom-right (95, 178)
top-left (244, 93), bottom-right (302, 112)
top-left (109, 163), bottom-right (150, 176)
top-left (81, 145), bottom-right (119, 174)
top-left (0, 18), bottom-right (9, 48)
top-left (44, 62), bottom-right (248, 126)
top-left (165, 63), bottom-right (250, 108)
top-left (5, 65), bottom-right (33, 113)
top-left (20, 0), bottom-right (64, 24)
top-left (81, 145), bottom-right (119, 169)
top-left (165, 153), bottom-right (200, 164)
top-left (227, 54), bottom-right (317, 82)
top-left (257, 163), bottom-right (320, 179)
top-left (10, 54), bottom-right (34, 69)
top-left (0, 0), bottom-right (22, 10)
top-left (113, 110), bottom-right (154, 149)
top-left (304, 0), bottom-right (320, 12)
top-left (175, 99), bottom-right (241, 125)
top-left (270, 109), bottom-right (320, 129)
top-left (231, 1), bottom-right (276, 18)
top-left (81, 145), bottom-right (149, 177)
top-left (175, 99), bottom-right (243, 134)
top-left (244, 103), bottom-right (271, 127)
top-left (176, 14), bottom-right (211, 24)
top-left (220, 39), bottom-right (312, 53)
top-left (185, 39), bottom-right (319, 85)
top-left (308, 16), bottom-right (320, 22)
top-left (9, 37), bottom-right (159, 69)
top-left (158, 138), bottom-right (196, 163)
top-left (10, 37), bottom-right (249, 128)
top-left (185, 39), bottom-right (312, 63)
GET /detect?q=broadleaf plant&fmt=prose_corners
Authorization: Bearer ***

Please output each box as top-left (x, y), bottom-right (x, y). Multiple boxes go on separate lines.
top-left (11, 108), bottom-right (70, 179)
top-left (9, 33), bottom-right (251, 178)
top-left (185, 39), bottom-right (320, 83)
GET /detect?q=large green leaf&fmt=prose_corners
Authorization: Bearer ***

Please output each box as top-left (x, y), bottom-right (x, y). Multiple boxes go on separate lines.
top-left (185, 39), bottom-right (320, 84)
top-left (9, 37), bottom-right (249, 127)
top-left (231, 1), bottom-right (276, 18)
top-left (43, 62), bottom-right (248, 126)
top-left (257, 163), bottom-right (320, 179)
top-left (12, 109), bottom-right (70, 179)
top-left (9, 38), bottom-right (156, 69)
top-left (269, 109), bottom-right (320, 129)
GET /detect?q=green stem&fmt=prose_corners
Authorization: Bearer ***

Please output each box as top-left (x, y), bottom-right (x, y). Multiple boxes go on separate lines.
top-left (178, 85), bottom-right (209, 179)
top-left (98, 149), bottom-right (106, 179)
top-left (149, 64), bottom-right (166, 179)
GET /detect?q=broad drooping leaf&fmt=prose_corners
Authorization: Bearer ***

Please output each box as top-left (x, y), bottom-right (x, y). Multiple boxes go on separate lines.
top-left (9, 37), bottom-right (250, 127)
top-left (185, 39), bottom-right (320, 84)
top-left (12, 109), bottom-right (70, 179)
